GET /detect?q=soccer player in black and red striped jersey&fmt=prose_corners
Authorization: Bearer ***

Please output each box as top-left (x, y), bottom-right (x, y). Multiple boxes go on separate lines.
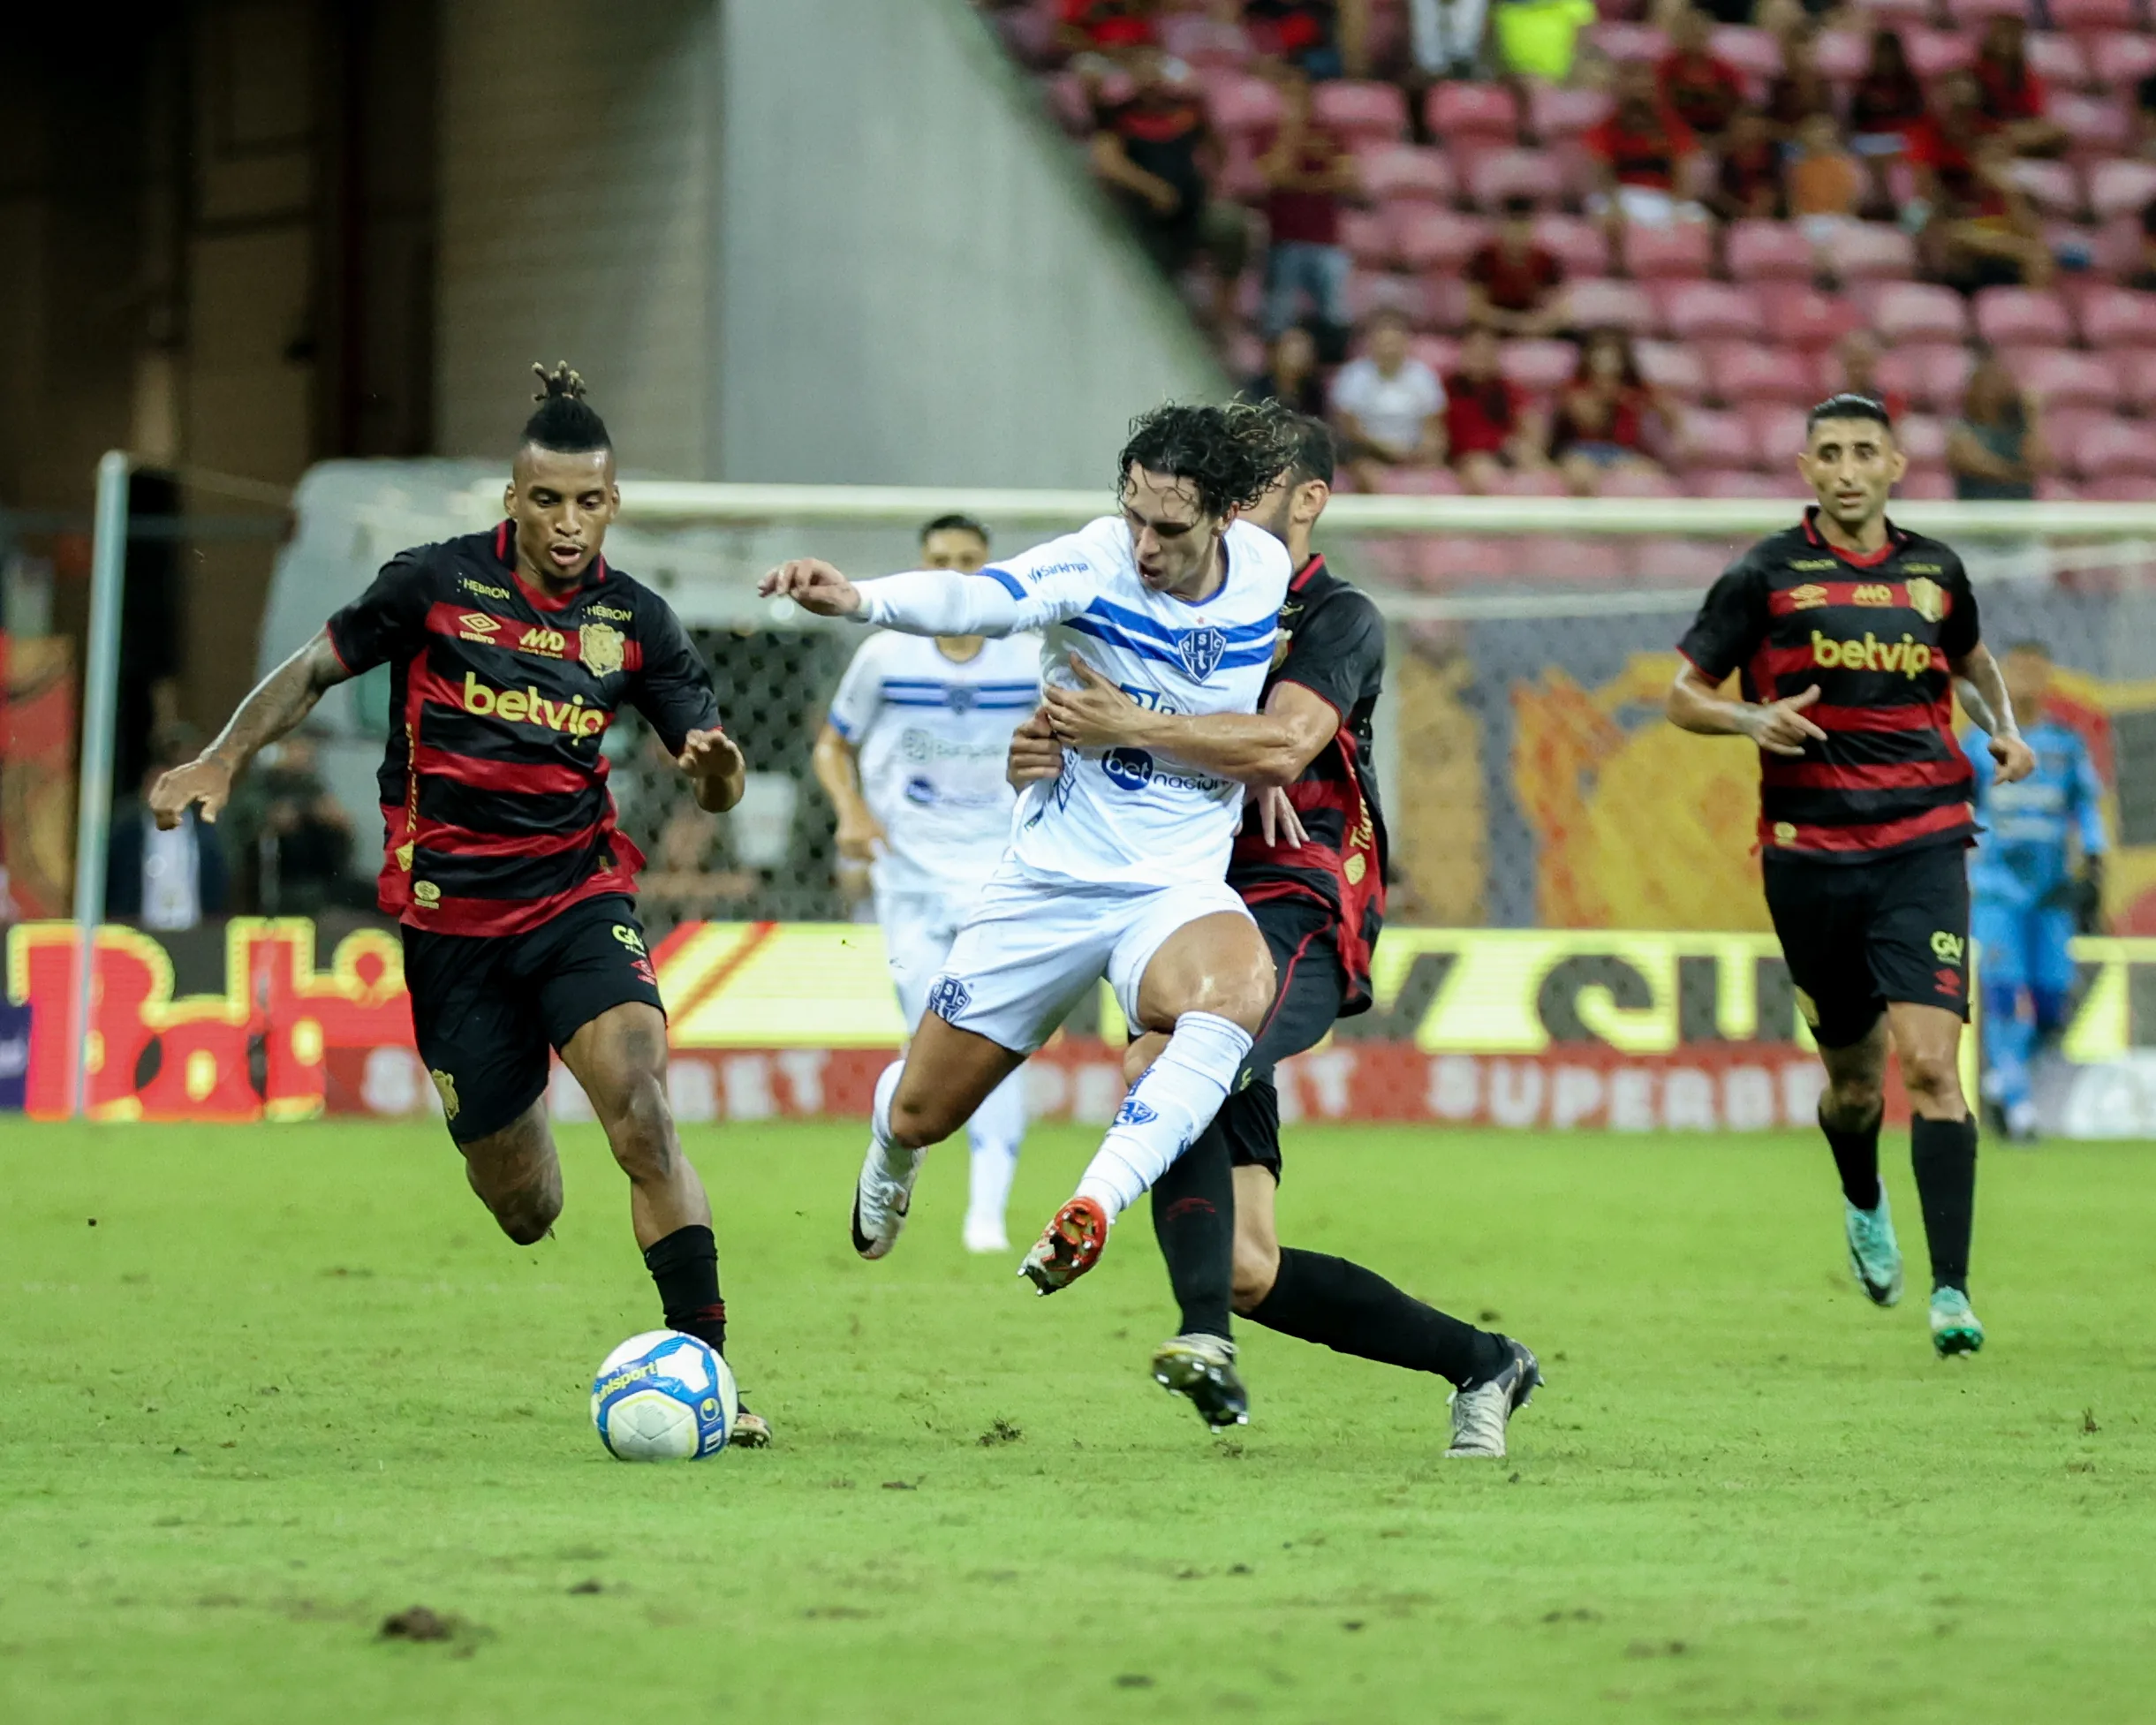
top-left (1668, 393), bottom-right (2036, 1358)
top-left (1010, 416), bottom-right (1539, 1456)
top-left (152, 366), bottom-right (770, 1440)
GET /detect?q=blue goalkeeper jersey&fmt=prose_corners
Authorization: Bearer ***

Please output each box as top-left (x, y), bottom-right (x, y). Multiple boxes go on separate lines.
top-left (1966, 716), bottom-right (2107, 905)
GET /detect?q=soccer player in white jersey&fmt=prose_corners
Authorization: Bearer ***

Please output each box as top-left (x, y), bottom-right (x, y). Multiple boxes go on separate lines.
top-left (760, 403), bottom-right (1301, 1293)
top-left (811, 514), bottom-right (1040, 1252)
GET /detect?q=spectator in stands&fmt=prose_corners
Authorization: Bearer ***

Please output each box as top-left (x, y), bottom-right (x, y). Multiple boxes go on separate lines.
top-left (1948, 352), bottom-right (2049, 503)
top-left (1330, 307), bottom-right (1448, 488)
top-left (250, 732), bottom-right (362, 914)
top-left (1407, 0), bottom-right (1491, 86)
top-left (1656, 8), bottom-right (1745, 145)
top-left (2128, 201), bottom-right (2156, 292)
top-left (1058, 0), bottom-right (1158, 58)
top-left (1707, 106), bottom-right (1784, 223)
top-left (1586, 62), bottom-right (1706, 235)
top-left (1911, 85), bottom-right (2054, 291)
top-left (1491, 0), bottom-right (1599, 85)
top-left (1259, 67), bottom-right (1355, 346)
top-left (1764, 25), bottom-right (1834, 140)
top-left (1972, 15), bottom-right (2066, 161)
top-left (1246, 322), bottom-right (1329, 416)
top-left (1786, 111), bottom-right (1864, 262)
top-left (1829, 329), bottom-right (1909, 421)
top-left (1551, 329), bottom-right (1671, 495)
top-left (1464, 197), bottom-right (1568, 337)
top-left (106, 727), bottom-right (228, 931)
top-left (1090, 47), bottom-right (1250, 322)
top-left (1244, 0), bottom-right (1369, 80)
top-left (1445, 328), bottom-right (1551, 492)
top-left (1849, 27), bottom-right (1928, 216)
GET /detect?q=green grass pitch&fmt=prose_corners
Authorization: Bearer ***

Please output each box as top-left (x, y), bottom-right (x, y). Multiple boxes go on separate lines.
top-left (4, 1116), bottom-right (2154, 1723)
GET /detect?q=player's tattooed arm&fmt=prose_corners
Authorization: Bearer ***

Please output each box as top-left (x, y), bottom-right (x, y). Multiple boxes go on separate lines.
top-left (148, 629), bottom-right (352, 829)
top-left (1041, 654), bottom-right (1335, 788)
top-left (1950, 642), bottom-right (2036, 783)
top-left (1665, 662), bottom-right (1826, 759)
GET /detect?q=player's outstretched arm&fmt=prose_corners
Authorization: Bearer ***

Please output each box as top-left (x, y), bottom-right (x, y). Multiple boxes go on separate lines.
top-left (1665, 663), bottom-right (1826, 759)
top-left (759, 558), bottom-right (1031, 639)
top-left (1948, 643), bottom-right (2035, 784)
top-left (1041, 655), bottom-right (1335, 789)
top-left (148, 630), bottom-right (352, 828)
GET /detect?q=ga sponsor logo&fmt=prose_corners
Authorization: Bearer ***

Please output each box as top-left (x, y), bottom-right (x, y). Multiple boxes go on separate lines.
top-left (1810, 630), bottom-right (1936, 677)
top-left (459, 670), bottom-right (609, 735)
top-left (1929, 930), bottom-right (1965, 964)
top-left (610, 924), bottom-right (647, 957)
top-left (1787, 583), bottom-right (1829, 609)
top-left (1851, 583), bottom-right (1894, 606)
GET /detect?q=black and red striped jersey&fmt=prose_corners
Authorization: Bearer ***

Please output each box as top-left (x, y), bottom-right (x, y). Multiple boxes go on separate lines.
top-left (325, 522), bottom-right (721, 936)
top-left (1677, 507), bottom-right (1982, 861)
top-left (1227, 553), bottom-right (1389, 1012)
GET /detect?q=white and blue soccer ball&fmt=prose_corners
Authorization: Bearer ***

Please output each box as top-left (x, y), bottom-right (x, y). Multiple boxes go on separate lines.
top-left (589, 1330), bottom-right (736, 1462)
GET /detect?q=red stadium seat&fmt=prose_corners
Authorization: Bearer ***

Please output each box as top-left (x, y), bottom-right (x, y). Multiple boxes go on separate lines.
top-left (1757, 284), bottom-right (1863, 351)
top-left (1812, 30), bottom-right (1869, 81)
top-left (1595, 468), bottom-right (1684, 500)
top-left (1464, 148), bottom-right (1569, 210)
top-left (1692, 469), bottom-right (1799, 499)
top-left (1412, 536), bottom-right (1518, 587)
top-left (1563, 276), bottom-right (1659, 333)
top-left (2008, 158), bottom-right (2086, 220)
top-left (1526, 84), bottom-right (1613, 143)
top-left (1409, 335), bottom-right (1464, 375)
top-left (1338, 208), bottom-right (1394, 264)
top-left (1371, 464), bottom-right (1464, 495)
top-left (1482, 469), bottom-right (1573, 499)
top-left (1632, 536), bottom-right (1734, 582)
top-left (1903, 29), bottom-right (1975, 80)
top-left (2090, 32), bottom-right (2156, 95)
top-left (2089, 216), bottom-right (2145, 281)
top-left (1998, 346), bottom-right (2121, 411)
top-left (2063, 418), bottom-right (2156, 480)
top-left (1585, 21), bottom-right (1666, 61)
top-left (1868, 282), bottom-right (1969, 344)
top-left (1426, 80), bottom-right (1521, 144)
top-left (1708, 26), bottom-right (1783, 81)
top-left (2083, 476), bottom-right (2156, 502)
top-left (2037, 477), bottom-right (2087, 503)
top-left (1498, 337), bottom-right (1581, 391)
top-left (1727, 221), bottom-right (1815, 283)
top-left (2052, 95), bottom-right (2131, 152)
top-left (1973, 286), bottom-right (2074, 347)
top-left (2049, 0), bottom-right (2138, 29)
top-left (1313, 79), bottom-right (1411, 145)
top-left (1742, 404), bottom-right (1811, 467)
top-left (1624, 223), bottom-right (1717, 280)
top-left (1534, 213), bottom-right (1614, 276)
top-left (1895, 414), bottom-right (1948, 466)
top-left (2077, 286), bottom-right (2156, 347)
top-left (2118, 351), bottom-right (2156, 415)
top-left (1516, 536), bottom-right (1630, 582)
top-left (1358, 145), bottom-right (1456, 204)
top-left (2022, 33), bottom-right (2093, 91)
top-left (1895, 469), bottom-right (1956, 502)
top-left (2090, 159), bottom-right (2156, 222)
top-left (1876, 343), bottom-right (1976, 413)
top-left (1347, 268), bottom-right (1420, 321)
top-left (1676, 407), bottom-right (1760, 468)
top-left (1390, 206), bottom-right (1488, 271)
top-left (1820, 223), bottom-right (1918, 282)
top-left (1635, 339), bottom-right (1708, 400)
top-left (1658, 280), bottom-right (1766, 342)
top-left (1706, 342), bottom-right (1820, 406)
top-left (1199, 71), bottom-right (1283, 135)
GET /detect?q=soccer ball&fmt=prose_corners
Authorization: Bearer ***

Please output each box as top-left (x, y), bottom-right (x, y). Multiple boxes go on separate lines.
top-left (589, 1330), bottom-right (737, 1462)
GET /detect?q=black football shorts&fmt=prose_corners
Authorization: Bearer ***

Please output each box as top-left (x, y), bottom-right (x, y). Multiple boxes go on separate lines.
top-left (1762, 842), bottom-right (1971, 1052)
top-left (1214, 896), bottom-right (1350, 1180)
top-left (400, 893), bottom-right (665, 1143)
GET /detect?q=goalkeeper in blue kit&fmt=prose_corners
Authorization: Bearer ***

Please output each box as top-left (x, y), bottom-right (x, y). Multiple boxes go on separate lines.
top-left (1966, 640), bottom-right (2107, 1142)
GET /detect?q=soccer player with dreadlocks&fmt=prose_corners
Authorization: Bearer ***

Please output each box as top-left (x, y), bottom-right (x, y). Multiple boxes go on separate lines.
top-left (152, 365), bottom-right (771, 1442)
top-left (760, 402), bottom-right (1298, 1296)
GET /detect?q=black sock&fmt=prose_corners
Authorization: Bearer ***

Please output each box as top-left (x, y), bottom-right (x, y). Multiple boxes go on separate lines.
top-left (1149, 1121), bottom-right (1236, 1342)
top-left (1910, 1115), bottom-right (1978, 1293)
top-left (643, 1223), bottom-right (727, 1355)
top-left (1819, 1101), bottom-right (1883, 1210)
top-left (1247, 1247), bottom-right (1507, 1388)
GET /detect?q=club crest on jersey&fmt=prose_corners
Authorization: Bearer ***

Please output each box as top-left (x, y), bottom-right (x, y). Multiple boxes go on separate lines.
top-left (579, 621), bottom-right (626, 677)
top-left (1176, 625), bottom-right (1228, 681)
top-left (1905, 577), bottom-right (1947, 623)
top-left (945, 684), bottom-right (977, 714)
top-left (927, 975), bottom-right (972, 1019)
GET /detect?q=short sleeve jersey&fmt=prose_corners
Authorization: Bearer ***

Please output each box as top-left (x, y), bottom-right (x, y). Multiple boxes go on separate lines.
top-left (326, 521), bottom-right (721, 934)
top-left (825, 632), bottom-right (1040, 899)
top-left (1227, 554), bottom-right (1389, 1012)
top-left (1676, 508), bottom-right (1981, 860)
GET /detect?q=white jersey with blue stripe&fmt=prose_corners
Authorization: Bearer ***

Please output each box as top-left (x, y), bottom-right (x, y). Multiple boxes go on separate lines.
top-left (827, 631), bottom-right (1041, 897)
top-left (849, 514), bottom-right (1291, 889)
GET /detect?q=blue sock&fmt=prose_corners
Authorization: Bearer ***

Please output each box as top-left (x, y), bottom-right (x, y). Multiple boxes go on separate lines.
top-left (1983, 983), bottom-right (2035, 1111)
top-left (2030, 987), bottom-right (2069, 1042)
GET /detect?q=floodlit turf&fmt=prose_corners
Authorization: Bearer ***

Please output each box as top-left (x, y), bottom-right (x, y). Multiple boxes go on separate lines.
top-left (3, 1118), bottom-right (2154, 1723)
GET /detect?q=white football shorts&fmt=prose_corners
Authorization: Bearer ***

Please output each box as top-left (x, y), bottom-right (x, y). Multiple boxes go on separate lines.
top-left (922, 864), bottom-right (1253, 1055)
top-left (875, 889), bottom-right (972, 1032)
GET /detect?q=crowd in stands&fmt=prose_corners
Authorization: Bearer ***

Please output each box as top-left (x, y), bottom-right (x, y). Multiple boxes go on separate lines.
top-left (984, 0), bottom-right (2156, 503)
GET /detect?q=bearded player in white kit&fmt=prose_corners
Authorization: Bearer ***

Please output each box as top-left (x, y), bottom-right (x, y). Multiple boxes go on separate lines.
top-left (811, 514), bottom-right (1040, 1252)
top-left (760, 403), bottom-right (1302, 1292)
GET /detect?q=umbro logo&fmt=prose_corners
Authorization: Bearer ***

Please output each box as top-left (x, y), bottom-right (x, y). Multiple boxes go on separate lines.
top-left (458, 612), bottom-right (500, 633)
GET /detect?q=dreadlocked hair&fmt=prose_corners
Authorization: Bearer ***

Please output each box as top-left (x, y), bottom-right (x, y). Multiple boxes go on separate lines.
top-left (522, 360), bottom-right (612, 452)
top-left (1117, 399), bottom-right (1304, 519)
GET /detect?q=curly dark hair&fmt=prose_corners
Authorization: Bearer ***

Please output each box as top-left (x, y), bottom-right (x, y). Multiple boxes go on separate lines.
top-left (522, 360), bottom-right (612, 452)
top-left (1117, 399), bottom-right (1304, 519)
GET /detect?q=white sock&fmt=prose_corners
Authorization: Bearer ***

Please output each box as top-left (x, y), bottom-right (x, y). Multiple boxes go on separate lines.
top-left (964, 1069), bottom-right (1025, 1232)
top-left (868, 1060), bottom-right (920, 1182)
top-left (1075, 1011), bottom-right (1252, 1221)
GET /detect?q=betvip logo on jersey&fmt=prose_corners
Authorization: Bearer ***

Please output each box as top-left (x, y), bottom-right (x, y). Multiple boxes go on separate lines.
top-left (1176, 626), bottom-right (1228, 681)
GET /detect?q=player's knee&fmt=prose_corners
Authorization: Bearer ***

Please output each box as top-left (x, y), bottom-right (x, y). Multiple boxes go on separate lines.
top-left (494, 1187), bottom-right (561, 1245)
top-left (602, 1070), bottom-right (679, 1179)
top-left (1194, 965), bottom-right (1277, 1037)
top-left (1897, 1047), bottom-right (1963, 1113)
top-left (1823, 1070), bottom-right (1884, 1124)
top-left (1229, 1233), bottom-right (1280, 1313)
top-left (887, 1092), bottom-right (959, 1151)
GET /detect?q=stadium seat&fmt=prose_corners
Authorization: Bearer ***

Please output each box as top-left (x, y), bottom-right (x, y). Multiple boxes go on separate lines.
top-left (1757, 284), bottom-right (1863, 351)
top-left (2062, 418), bottom-right (2156, 480)
top-left (2119, 351), bottom-right (2156, 415)
top-left (1694, 469), bottom-right (1798, 499)
top-left (2077, 286), bottom-right (2156, 347)
top-left (1412, 536), bottom-right (1519, 587)
top-left (1868, 282), bottom-right (1970, 344)
top-left (2083, 475), bottom-right (2156, 502)
top-left (2009, 158), bottom-right (2087, 220)
top-left (1877, 343), bottom-right (1976, 413)
top-left (2052, 95), bottom-right (2131, 152)
top-left (1998, 346), bottom-right (2121, 411)
top-left (1498, 337), bottom-right (1581, 391)
top-left (1594, 468), bottom-right (1683, 500)
top-left (1727, 221), bottom-right (1815, 283)
top-left (1526, 84), bottom-right (1613, 143)
top-left (2091, 32), bottom-right (2156, 95)
top-left (1896, 469), bottom-right (1956, 501)
top-left (1811, 30), bottom-right (1870, 81)
top-left (1358, 145), bottom-right (1456, 204)
top-left (1635, 339), bottom-right (1708, 400)
top-left (1199, 71), bottom-right (1282, 135)
top-left (2089, 216), bottom-right (2145, 281)
top-left (1657, 280), bottom-right (1766, 342)
top-left (1516, 536), bottom-right (1630, 583)
top-left (1903, 29), bottom-right (1976, 79)
top-left (1158, 12), bottom-right (1253, 68)
top-left (1339, 209), bottom-right (1394, 265)
top-left (1347, 268), bottom-right (1420, 321)
top-left (1631, 535), bottom-right (1733, 582)
top-left (1709, 26), bottom-right (1783, 81)
top-left (1742, 404), bottom-right (1812, 468)
top-left (1947, 0), bottom-right (2044, 25)
top-left (1464, 148), bottom-right (1569, 210)
top-left (1482, 469), bottom-right (1574, 499)
top-left (2049, 0), bottom-right (2139, 29)
top-left (1854, 0), bottom-right (1932, 22)
top-left (1409, 335), bottom-right (1463, 375)
top-left (1676, 407), bottom-right (1759, 468)
top-left (1973, 286), bottom-right (2075, 348)
top-left (2090, 159), bottom-right (2156, 222)
top-left (1563, 277), bottom-right (1659, 333)
top-left (1371, 464), bottom-right (1464, 495)
top-left (1585, 21), bottom-right (1665, 61)
top-left (1623, 223), bottom-right (1716, 280)
top-left (1313, 80), bottom-right (1411, 145)
top-left (1390, 206), bottom-right (1488, 271)
top-left (1426, 80), bottom-right (1521, 145)
top-left (2022, 31), bottom-right (2093, 90)
top-left (1706, 342), bottom-right (1820, 406)
top-left (1895, 414), bottom-right (1948, 467)
top-left (1820, 223), bottom-right (1918, 283)
top-left (2037, 476), bottom-right (2087, 503)
top-left (1534, 213), bottom-right (1614, 276)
